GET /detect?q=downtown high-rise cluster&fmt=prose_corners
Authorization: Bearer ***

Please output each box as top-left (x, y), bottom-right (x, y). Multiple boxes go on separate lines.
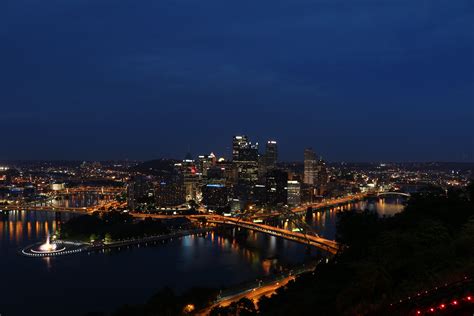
top-left (127, 135), bottom-right (329, 213)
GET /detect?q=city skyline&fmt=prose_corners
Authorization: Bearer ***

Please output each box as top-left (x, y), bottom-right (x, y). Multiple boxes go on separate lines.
top-left (1, 1), bottom-right (473, 162)
top-left (2, 1), bottom-right (474, 315)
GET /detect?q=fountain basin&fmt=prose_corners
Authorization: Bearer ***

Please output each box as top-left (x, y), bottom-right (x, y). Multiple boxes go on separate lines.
top-left (21, 240), bottom-right (88, 257)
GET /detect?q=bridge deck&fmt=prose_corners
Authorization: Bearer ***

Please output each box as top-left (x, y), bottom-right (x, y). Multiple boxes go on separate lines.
top-left (205, 216), bottom-right (340, 254)
top-left (132, 213), bottom-right (341, 254)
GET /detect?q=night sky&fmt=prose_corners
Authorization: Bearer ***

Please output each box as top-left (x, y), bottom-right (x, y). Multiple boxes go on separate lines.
top-left (1, 0), bottom-right (473, 162)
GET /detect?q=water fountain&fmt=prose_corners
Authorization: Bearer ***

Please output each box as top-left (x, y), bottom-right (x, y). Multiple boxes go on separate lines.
top-left (21, 230), bottom-right (88, 257)
top-left (37, 234), bottom-right (58, 252)
top-left (21, 230), bottom-right (89, 258)
top-left (30, 233), bottom-right (66, 254)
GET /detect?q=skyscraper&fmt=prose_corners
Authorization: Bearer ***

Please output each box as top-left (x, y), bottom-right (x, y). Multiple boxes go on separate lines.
top-left (197, 152), bottom-right (216, 176)
top-left (232, 135), bottom-right (259, 202)
top-left (258, 140), bottom-right (278, 181)
top-left (265, 169), bottom-right (288, 206)
top-left (182, 155), bottom-right (199, 202)
top-left (201, 184), bottom-right (229, 211)
top-left (287, 180), bottom-right (301, 207)
top-left (155, 174), bottom-right (186, 208)
top-left (304, 148), bottom-right (318, 185)
top-left (232, 135), bottom-right (259, 180)
top-left (232, 135), bottom-right (249, 161)
top-left (265, 140), bottom-right (278, 170)
top-left (303, 148), bottom-right (329, 198)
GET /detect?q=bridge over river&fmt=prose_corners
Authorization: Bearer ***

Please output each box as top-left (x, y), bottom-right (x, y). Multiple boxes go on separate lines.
top-left (205, 215), bottom-right (341, 254)
top-left (132, 213), bottom-right (341, 254)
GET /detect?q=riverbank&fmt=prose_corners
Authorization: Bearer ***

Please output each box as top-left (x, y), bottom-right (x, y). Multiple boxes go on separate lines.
top-left (20, 227), bottom-right (213, 257)
top-left (87, 227), bottom-right (212, 251)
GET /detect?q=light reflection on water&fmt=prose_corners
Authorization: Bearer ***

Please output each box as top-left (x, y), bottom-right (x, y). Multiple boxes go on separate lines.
top-left (277, 197), bottom-right (406, 239)
top-left (0, 210), bottom-right (75, 246)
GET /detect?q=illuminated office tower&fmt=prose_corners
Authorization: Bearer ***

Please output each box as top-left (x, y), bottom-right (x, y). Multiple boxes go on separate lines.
top-left (155, 173), bottom-right (186, 208)
top-left (265, 140), bottom-right (278, 170)
top-left (197, 153), bottom-right (216, 176)
top-left (201, 184), bottom-right (229, 211)
top-left (232, 135), bottom-right (259, 202)
top-left (232, 135), bottom-right (250, 161)
top-left (287, 180), bottom-right (301, 207)
top-left (265, 169), bottom-right (288, 206)
top-left (304, 148), bottom-right (318, 185)
top-left (182, 155), bottom-right (199, 202)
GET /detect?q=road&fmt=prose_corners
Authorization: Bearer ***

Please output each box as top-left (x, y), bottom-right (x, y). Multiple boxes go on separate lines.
top-left (198, 275), bottom-right (295, 315)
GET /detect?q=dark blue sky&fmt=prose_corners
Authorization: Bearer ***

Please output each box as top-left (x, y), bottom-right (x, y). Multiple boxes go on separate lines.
top-left (1, 0), bottom-right (473, 162)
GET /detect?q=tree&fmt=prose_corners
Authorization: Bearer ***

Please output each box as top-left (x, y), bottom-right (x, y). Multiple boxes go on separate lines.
top-left (104, 233), bottom-right (113, 244)
top-left (89, 233), bottom-right (99, 242)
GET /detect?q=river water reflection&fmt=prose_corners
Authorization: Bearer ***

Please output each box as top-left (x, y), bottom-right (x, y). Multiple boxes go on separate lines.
top-left (0, 197), bottom-right (404, 316)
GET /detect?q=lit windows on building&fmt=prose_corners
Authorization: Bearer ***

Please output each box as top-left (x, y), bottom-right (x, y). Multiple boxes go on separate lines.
top-left (287, 180), bottom-right (301, 207)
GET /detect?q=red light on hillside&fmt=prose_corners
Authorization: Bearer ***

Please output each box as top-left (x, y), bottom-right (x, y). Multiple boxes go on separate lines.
top-left (440, 304), bottom-right (445, 309)
top-left (467, 296), bottom-right (472, 301)
top-left (417, 311), bottom-right (421, 315)
top-left (453, 300), bottom-right (458, 305)
top-left (430, 308), bottom-right (434, 312)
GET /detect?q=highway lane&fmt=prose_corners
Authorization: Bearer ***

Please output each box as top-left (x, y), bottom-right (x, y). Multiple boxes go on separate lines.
top-left (197, 275), bottom-right (296, 315)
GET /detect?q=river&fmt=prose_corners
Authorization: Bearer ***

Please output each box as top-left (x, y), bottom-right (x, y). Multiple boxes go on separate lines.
top-left (0, 197), bottom-right (404, 316)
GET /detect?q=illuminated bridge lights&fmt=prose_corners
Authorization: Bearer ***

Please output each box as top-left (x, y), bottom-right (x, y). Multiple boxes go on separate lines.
top-left (206, 215), bottom-right (340, 254)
